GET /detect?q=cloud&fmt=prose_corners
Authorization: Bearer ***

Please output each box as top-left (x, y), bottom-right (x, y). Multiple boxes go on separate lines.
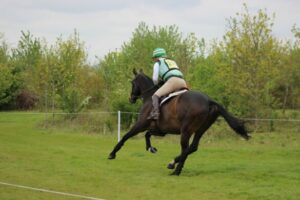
top-left (1, 0), bottom-right (299, 62)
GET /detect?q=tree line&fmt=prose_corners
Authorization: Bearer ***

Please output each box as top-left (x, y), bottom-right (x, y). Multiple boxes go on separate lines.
top-left (0, 5), bottom-right (299, 119)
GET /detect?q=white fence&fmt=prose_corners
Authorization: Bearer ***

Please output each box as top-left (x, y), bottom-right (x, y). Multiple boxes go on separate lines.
top-left (0, 111), bottom-right (299, 142)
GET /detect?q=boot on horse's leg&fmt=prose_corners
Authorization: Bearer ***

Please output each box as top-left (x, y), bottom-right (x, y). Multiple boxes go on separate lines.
top-left (148, 95), bottom-right (160, 120)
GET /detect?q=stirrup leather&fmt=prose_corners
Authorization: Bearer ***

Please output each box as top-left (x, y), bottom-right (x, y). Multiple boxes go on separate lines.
top-left (147, 110), bottom-right (160, 120)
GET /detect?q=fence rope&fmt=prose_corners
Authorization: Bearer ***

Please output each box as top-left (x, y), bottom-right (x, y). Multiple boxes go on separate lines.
top-left (242, 118), bottom-right (300, 122)
top-left (0, 181), bottom-right (104, 200)
top-left (0, 111), bottom-right (118, 115)
top-left (0, 111), bottom-right (299, 122)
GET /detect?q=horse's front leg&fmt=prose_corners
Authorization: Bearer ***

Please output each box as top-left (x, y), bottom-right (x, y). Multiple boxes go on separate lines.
top-left (108, 123), bottom-right (147, 159)
top-left (145, 131), bottom-right (157, 153)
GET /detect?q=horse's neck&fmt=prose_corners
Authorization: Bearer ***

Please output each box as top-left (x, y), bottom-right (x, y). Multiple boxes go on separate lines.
top-left (141, 84), bottom-right (156, 102)
top-left (138, 75), bottom-right (156, 102)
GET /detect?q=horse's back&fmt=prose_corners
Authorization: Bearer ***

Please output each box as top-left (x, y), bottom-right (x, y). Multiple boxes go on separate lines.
top-left (159, 90), bottom-right (210, 132)
top-left (177, 90), bottom-right (210, 115)
top-left (180, 90), bottom-right (210, 104)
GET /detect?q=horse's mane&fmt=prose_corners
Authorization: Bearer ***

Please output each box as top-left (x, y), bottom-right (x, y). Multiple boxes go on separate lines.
top-left (137, 72), bottom-right (154, 86)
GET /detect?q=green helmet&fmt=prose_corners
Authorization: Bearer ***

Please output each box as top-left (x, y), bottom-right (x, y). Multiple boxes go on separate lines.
top-left (152, 48), bottom-right (167, 58)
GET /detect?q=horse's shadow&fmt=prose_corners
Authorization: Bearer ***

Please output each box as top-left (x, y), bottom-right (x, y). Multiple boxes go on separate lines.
top-left (179, 165), bottom-right (246, 177)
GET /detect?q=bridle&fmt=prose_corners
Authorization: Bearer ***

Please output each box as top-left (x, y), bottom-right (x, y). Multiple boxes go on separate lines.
top-left (131, 84), bottom-right (157, 101)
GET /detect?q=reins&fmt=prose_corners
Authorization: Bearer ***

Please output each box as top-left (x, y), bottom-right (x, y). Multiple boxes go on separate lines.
top-left (134, 85), bottom-right (158, 100)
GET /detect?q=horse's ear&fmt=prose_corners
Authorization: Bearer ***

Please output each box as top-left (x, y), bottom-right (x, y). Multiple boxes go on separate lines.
top-left (139, 69), bottom-right (144, 74)
top-left (133, 68), bottom-right (138, 76)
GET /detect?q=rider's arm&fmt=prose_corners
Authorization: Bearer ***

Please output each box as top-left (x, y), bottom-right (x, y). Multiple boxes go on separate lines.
top-left (152, 62), bottom-right (159, 85)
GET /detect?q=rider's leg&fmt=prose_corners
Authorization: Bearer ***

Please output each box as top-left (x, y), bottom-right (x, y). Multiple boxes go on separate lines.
top-left (148, 77), bottom-right (187, 120)
top-left (147, 94), bottom-right (160, 120)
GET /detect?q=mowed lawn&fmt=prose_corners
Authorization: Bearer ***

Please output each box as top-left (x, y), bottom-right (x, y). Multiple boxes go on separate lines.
top-left (0, 113), bottom-right (299, 200)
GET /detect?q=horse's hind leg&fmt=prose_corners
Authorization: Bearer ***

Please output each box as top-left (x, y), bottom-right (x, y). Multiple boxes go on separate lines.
top-left (169, 111), bottom-right (219, 175)
top-left (170, 130), bottom-right (193, 175)
top-left (167, 130), bottom-right (203, 170)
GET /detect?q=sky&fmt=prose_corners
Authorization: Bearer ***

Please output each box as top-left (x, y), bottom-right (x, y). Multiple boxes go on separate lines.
top-left (1, 0), bottom-right (299, 63)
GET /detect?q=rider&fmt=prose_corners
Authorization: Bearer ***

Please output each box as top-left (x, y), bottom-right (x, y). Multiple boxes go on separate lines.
top-left (148, 48), bottom-right (188, 120)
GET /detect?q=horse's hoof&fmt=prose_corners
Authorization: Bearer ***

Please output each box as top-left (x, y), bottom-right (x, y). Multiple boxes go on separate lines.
top-left (245, 134), bottom-right (251, 140)
top-left (148, 147), bottom-right (157, 153)
top-left (108, 154), bottom-right (116, 159)
top-left (170, 171), bottom-right (180, 176)
top-left (167, 163), bottom-right (175, 169)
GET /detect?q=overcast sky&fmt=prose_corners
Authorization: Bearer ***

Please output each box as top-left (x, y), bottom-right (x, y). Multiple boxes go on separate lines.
top-left (1, 0), bottom-right (299, 63)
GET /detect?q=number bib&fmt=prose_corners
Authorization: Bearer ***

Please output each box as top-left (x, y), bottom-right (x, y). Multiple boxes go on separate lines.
top-left (164, 59), bottom-right (179, 69)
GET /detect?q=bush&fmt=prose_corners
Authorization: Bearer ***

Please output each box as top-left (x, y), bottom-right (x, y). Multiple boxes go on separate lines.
top-left (15, 90), bottom-right (38, 110)
top-left (112, 96), bottom-right (140, 129)
top-left (59, 88), bottom-right (91, 117)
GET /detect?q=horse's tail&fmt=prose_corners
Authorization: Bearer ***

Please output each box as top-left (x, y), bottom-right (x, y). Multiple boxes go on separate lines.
top-left (210, 100), bottom-right (250, 140)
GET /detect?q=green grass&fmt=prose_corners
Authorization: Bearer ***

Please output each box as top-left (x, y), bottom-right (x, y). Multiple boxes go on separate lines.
top-left (0, 112), bottom-right (299, 200)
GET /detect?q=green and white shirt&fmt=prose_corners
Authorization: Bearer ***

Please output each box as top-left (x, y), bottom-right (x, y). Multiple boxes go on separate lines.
top-left (152, 58), bottom-right (183, 84)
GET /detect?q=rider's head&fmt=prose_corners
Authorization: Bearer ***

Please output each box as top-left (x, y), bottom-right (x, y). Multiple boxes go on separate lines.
top-left (152, 48), bottom-right (166, 61)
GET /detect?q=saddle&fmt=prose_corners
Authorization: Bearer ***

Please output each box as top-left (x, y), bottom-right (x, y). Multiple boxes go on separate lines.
top-left (159, 88), bottom-right (188, 106)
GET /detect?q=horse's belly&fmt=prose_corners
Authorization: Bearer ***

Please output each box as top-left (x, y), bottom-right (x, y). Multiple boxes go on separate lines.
top-left (159, 117), bottom-right (181, 133)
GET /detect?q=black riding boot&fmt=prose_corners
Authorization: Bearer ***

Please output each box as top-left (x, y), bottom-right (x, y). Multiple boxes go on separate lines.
top-left (148, 95), bottom-right (160, 120)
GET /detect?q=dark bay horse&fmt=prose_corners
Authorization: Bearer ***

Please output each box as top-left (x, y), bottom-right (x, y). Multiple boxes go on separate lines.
top-left (108, 69), bottom-right (250, 175)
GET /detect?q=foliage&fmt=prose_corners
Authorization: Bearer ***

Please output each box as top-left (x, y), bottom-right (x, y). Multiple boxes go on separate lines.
top-left (187, 40), bottom-right (229, 105)
top-left (0, 31), bottom-right (44, 109)
top-left (111, 96), bottom-right (141, 129)
top-left (187, 5), bottom-right (294, 118)
top-left (0, 4), bottom-right (299, 117)
top-left (0, 63), bottom-right (13, 106)
top-left (15, 89), bottom-right (37, 109)
top-left (220, 5), bottom-right (283, 117)
top-left (0, 31), bottom-right (104, 113)
top-left (11, 31), bottom-right (43, 92)
top-left (50, 31), bottom-right (91, 114)
top-left (274, 25), bottom-right (300, 110)
top-left (58, 88), bottom-right (91, 115)
top-left (98, 22), bottom-right (198, 112)
top-left (0, 35), bottom-right (13, 107)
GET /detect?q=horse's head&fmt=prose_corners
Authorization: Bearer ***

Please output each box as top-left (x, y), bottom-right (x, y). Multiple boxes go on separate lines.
top-left (129, 69), bottom-right (154, 104)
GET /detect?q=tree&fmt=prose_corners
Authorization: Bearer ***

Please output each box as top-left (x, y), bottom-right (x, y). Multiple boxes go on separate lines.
top-left (11, 31), bottom-right (43, 88)
top-left (98, 22), bottom-right (198, 112)
top-left (275, 25), bottom-right (300, 110)
top-left (0, 34), bottom-right (13, 108)
top-left (50, 31), bottom-right (91, 114)
top-left (8, 31), bottom-right (43, 109)
top-left (221, 4), bottom-right (283, 117)
top-left (288, 26), bottom-right (300, 108)
top-left (187, 39), bottom-right (229, 106)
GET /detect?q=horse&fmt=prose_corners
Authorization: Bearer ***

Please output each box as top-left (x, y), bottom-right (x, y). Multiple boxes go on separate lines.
top-left (108, 69), bottom-right (250, 175)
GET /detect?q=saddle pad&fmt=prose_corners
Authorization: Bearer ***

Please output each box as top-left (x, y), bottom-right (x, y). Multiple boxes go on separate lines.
top-left (160, 89), bottom-right (188, 106)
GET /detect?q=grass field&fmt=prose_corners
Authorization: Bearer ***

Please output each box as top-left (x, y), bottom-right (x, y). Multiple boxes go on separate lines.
top-left (0, 112), bottom-right (299, 200)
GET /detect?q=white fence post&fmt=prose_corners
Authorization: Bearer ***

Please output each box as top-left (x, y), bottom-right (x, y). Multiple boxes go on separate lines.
top-left (117, 111), bottom-right (121, 142)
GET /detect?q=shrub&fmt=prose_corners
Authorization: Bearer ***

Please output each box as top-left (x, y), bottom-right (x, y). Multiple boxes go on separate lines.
top-left (15, 90), bottom-right (38, 110)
